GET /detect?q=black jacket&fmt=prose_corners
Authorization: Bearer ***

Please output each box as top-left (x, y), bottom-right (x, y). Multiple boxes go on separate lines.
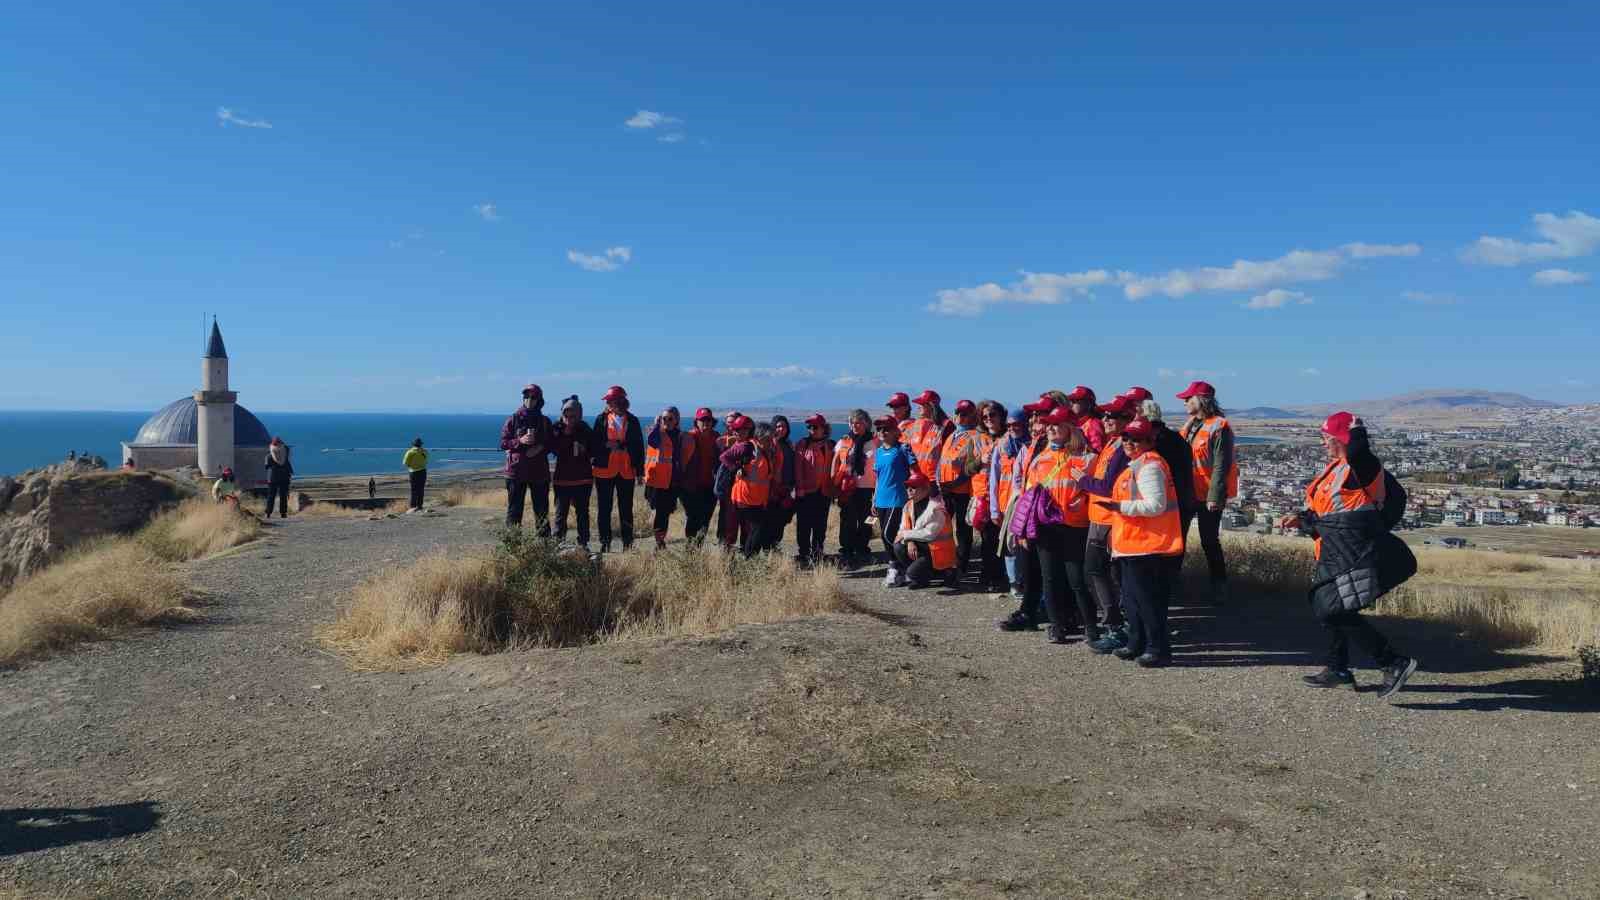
top-left (1153, 422), bottom-right (1197, 512)
top-left (590, 410), bottom-right (645, 476)
top-left (265, 452), bottom-right (293, 486)
top-left (1301, 428), bottom-right (1415, 618)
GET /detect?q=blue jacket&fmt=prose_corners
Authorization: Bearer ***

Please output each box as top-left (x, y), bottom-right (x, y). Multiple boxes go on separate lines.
top-left (872, 443), bottom-right (917, 509)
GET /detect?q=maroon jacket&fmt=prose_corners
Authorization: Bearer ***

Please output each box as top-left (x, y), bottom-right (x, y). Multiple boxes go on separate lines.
top-left (500, 407), bottom-right (553, 482)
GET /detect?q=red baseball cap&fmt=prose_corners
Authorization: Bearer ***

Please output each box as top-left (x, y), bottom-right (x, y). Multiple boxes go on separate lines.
top-left (1122, 418), bottom-right (1156, 441)
top-left (1065, 385), bottom-right (1095, 402)
top-left (1123, 386), bottom-right (1153, 402)
top-left (913, 389), bottom-right (941, 406)
top-left (1098, 395), bottom-right (1135, 417)
top-left (1041, 407), bottom-right (1074, 426)
top-left (602, 385), bottom-right (627, 402)
top-left (695, 407), bottom-right (714, 421)
top-left (905, 470), bottom-right (932, 491)
top-left (1176, 380), bottom-right (1214, 400)
top-left (885, 391), bottom-right (910, 407)
top-left (1321, 411), bottom-right (1356, 445)
top-left (1022, 396), bottom-right (1056, 415)
top-left (804, 412), bottom-right (827, 427)
top-left (953, 399), bottom-right (976, 414)
top-left (732, 415), bottom-right (755, 432)
top-left (521, 383), bottom-right (542, 397)
top-left (872, 415), bottom-right (900, 431)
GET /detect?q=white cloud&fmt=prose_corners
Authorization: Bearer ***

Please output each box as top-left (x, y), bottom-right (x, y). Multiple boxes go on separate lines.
top-left (1341, 242), bottom-right (1422, 259)
top-left (682, 365), bottom-right (821, 379)
top-left (1156, 367), bottom-right (1177, 378)
top-left (830, 373), bottom-right (888, 387)
top-left (217, 106), bottom-right (272, 129)
top-left (625, 110), bottom-right (680, 129)
top-left (1401, 290), bottom-right (1459, 306)
top-left (1243, 288), bottom-right (1313, 310)
top-left (566, 246), bottom-right (632, 272)
top-left (1121, 249), bottom-right (1344, 300)
top-left (928, 270), bottom-right (1112, 316)
top-left (1299, 367), bottom-right (1321, 376)
top-left (473, 203), bottom-right (500, 222)
top-left (1462, 210), bottom-right (1600, 266)
top-left (1531, 268), bottom-right (1591, 286)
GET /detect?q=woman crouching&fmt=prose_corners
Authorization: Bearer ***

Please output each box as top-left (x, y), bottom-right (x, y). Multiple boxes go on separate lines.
top-left (888, 470), bottom-right (957, 589)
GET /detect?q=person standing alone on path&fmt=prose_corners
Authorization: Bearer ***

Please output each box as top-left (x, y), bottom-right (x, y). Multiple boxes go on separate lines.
top-left (590, 385), bottom-right (644, 552)
top-left (1178, 381), bottom-right (1238, 605)
top-left (501, 384), bottom-right (554, 533)
top-left (264, 437), bottom-right (293, 518)
top-left (402, 438), bottom-right (429, 510)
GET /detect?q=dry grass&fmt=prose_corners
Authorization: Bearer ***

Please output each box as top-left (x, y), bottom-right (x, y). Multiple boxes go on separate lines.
top-left (439, 485), bottom-right (503, 509)
top-left (0, 539), bottom-right (198, 667)
top-left (297, 499), bottom-right (404, 517)
top-left (1214, 533), bottom-right (1600, 654)
top-left (320, 531), bottom-right (847, 670)
top-left (137, 499), bottom-right (262, 561)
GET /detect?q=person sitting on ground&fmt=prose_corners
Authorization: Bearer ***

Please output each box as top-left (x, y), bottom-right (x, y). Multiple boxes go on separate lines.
top-left (402, 437), bottom-right (429, 510)
top-left (889, 470), bottom-right (956, 589)
top-left (212, 467), bottom-right (239, 506)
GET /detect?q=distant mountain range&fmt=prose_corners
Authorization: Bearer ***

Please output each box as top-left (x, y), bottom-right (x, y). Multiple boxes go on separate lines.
top-left (1234, 389), bottom-right (1562, 421)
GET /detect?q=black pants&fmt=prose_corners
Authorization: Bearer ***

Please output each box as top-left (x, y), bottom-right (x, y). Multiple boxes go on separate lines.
top-left (648, 486), bottom-right (678, 537)
top-left (794, 492), bottom-right (830, 560)
top-left (944, 492), bottom-right (973, 576)
top-left (506, 479), bottom-right (551, 533)
top-left (874, 504), bottom-right (904, 560)
top-left (892, 540), bottom-right (936, 586)
top-left (1322, 609), bottom-right (1397, 671)
top-left (1181, 506), bottom-right (1228, 583)
top-left (1084, 524), bottom-right (1123, 628)
top-left (978, 522), bottom-right (1003, 590)
top-left (838, 488), bottom-right (874, 559)
top-left (595, 476), bottom-right (634, 547)
top-left (553, 484), bottom-right (591, 546)
top-left (1014, 542), bottom-right (1042, 623)
top-left (408, 469), bottom-right (427, 509)
top-left (265, 481), bottom-right (290, 518)
top-left (760, 500), bottom-right (791, 553)
top-left (735, 505), bottom-right (764, 557)
top-left (1119, 554), bottom-right (1175, 658)
top-left (1035, 524), bottom-right (1092, 638)
top-left (681, 488), bottom-right (715, 543)
top-left (717, 494), bottom-right (738, 548)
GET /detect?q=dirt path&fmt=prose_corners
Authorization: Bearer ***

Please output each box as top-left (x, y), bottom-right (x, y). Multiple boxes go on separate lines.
top-left (3, 512), bottom-right (1596, 898)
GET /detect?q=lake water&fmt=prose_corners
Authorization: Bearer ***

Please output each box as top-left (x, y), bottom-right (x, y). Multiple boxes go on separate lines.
top-left (1, 410), bottom-right (1272, 478)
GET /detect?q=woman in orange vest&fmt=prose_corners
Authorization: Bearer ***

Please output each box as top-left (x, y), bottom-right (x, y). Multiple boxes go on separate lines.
top-left (903, 389), bottom-right (952, 480)
top-left (792, 413), bottom-right (836, 566)
top-left (989, 406), bottom-right (1030, 598)
top-left (830, 409), bottom-right (878, 569)
top-left (1094, 417), bottom-right (1184, 667)
top-left (935, 399), bottom-right (985, 581)
top-left (719, 420), bottom-right (776, 557)
top-left (643, 407), bottom-right (685, 550)
top-left (1177, 380), bottom-right (1238, 604)
top-left (757, 415), bottom-right (797, 553)
top-left (889, 470), bottom-right (956, 589)
top-left (590, 385), bottom-right (645, 553)
top-left (1077, 394), bottom-right (1135, 652)
top-left (971, 400), bottom-right (1008, 592)
top-left (1278, 413), bottom-right (1418, 697)
top-left (680, 408), bottom-right (720, 544)
top-left (997, 408), bottom-right (1094, 642)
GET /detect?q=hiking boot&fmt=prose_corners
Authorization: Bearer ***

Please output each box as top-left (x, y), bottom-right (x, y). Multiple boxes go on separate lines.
top-left (1046, 625), bottom-right (1069, 645)
top-left (996, 611), bottom-right (1038, 632)
top-left (1087, 636), bottom-right (1119, 655)
top-left (1301, 668), bottom-right (1356, 689)
top-left (1378, 657), bottom-right (1419, 699)
top-left (1135, 653), bottom-right (1170, 668)
top-left (1113, 646), bottom-right (1140, 661)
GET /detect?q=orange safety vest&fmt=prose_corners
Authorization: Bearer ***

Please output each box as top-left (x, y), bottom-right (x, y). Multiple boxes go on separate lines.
top-left (1188, 416), bottom-right (1239, 501)
top-left (1025, 446), bottom-right (1092, 528)
top-left (1110, 450), bottom-right (1184, 557)
top-left (795, 438), bottom-right (834, 495)
top-left (1305, 459), bottom-right (1386, 560)
top-left (832, 434), bottom-right (878, 491)
top-left (936, 428), bottom-right (983, 495)
top-left (902, 499), bottom-right (957, 570)
top-left (731, 448), bottom-right (772, 509)
top-left (643, 432), bottom-right (675, 490)
top-left (900, 418), bottom-right (944, 480)
top-left (1086, 438), bottom-right (1123, 526)
top-left (592, 414), bottom-right (635, 479)
top-left (994, 440), bottom-right (1022, 515)
top-left (968, 432), bottom-right (997, 504)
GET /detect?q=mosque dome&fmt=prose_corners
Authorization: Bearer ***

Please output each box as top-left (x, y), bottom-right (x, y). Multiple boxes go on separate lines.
top-left (131, 397), bottom-right (272, 447)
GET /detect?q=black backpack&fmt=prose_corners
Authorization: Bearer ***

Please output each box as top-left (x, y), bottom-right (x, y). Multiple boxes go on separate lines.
top-left (713, 462), bottom-right (738, 498)
top-left (1381, 470), bottom-right (1407, 532)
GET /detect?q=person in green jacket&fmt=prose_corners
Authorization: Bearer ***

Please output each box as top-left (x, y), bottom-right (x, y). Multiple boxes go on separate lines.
top-left (403, 438), bottom-right (429, 510)
top-left (212, 467), bottom-right (240, 506)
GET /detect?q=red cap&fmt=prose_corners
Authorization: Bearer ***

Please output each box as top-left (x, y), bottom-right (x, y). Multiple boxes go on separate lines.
top-left (695, 407), bottom-right (714, 421)
top-left (1022, 396), bottom-right (1056, 415)
top-left (1122, 418), bottom-right (1156, 442)
top-left (1097, 395), bottom-right (1135, 417)
top-left (913, 389), bottom-right (941, 406)
top-left (521, 383), bottom-right (542, 397)
top-left (1123, 386), bottom-right (1153, 402)
top-left (1041, 407), bottom-right (1075, 426)
top-left (732, 415), bottom-right (755, 433)
top-left (885, 391), bottom-right (910, 407)
top-left (905, 470), bottom-right (932, 491)
top-left (954, 399), bottom-right (976, 415)
top-left (602, 385), bottom-right (627, 402)
top-left (1321, 411), bottom-right (1356, 445)
top-left (804, 412), bottom-right (827, 427)
top-left (873, 415), bottom-right (900, 431)
top-left (1066, 385), bottom-right (1095, 402)
top-left (1176, 380), bottom-right (1214, 400)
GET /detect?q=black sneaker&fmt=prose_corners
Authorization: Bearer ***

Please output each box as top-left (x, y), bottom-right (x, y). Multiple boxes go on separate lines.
top-left (996, 611), bottom-right (1038, 632)
top-left (1135, 653), bottom-right (1170, 668)
top-left (1113, 646), bottom-right (1140, 660)
top-left (1046, 625), bottom-right (1068, 644)
top-left (1301, 668), bottom-right (1356, 689)
top-left (1378, 657), bottom-right (1418, 699)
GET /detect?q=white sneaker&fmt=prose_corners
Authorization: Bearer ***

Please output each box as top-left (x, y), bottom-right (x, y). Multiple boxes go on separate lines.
top-left (883, 567), bottom-right (903, 588)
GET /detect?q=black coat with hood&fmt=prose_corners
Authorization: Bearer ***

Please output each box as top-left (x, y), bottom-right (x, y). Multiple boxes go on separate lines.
top-left (1299, 427), bottom-right (1416, 618)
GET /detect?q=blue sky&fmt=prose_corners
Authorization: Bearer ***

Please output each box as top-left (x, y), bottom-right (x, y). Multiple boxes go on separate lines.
top-left (2, 2), bottom-right (1596, 414)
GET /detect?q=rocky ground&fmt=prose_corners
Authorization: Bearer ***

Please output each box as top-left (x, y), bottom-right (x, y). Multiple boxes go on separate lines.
top-left (2, 508), bottom-right (1596, 898)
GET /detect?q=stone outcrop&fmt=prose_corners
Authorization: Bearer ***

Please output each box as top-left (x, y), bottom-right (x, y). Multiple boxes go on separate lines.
top-left (0, 460), bottom-right (191, 592)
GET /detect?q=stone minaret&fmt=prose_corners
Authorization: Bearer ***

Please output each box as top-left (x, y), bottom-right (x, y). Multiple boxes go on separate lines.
top-left (195, 319), bottom-right (236, 477)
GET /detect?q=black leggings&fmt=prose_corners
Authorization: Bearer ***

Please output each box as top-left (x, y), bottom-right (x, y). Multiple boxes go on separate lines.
top-left (892, 540), bottom-right (936, 586)
top-left (1025, 525), bottom-right (1090, 635)
top-left (978, 522), bottom-right (1003, 589)
top-left (794, 492), bottom-right (830, 560)
top-left (649, 486), bottom-right (678, 537)
top-left (735, 505), bottom-right (764, 557)
top-left (681, 489), bottom-right (715, 542)
top-left (1181, 506), bottom-right (1228, 582)
top-left (265, 481), bottom-right (290, 518)
top-left (1321, 609), bottom-right (1397, 671)
top-left (838, 488), bottom-right (874, 559)
top-left (1119, 554), bottom-right (1175, 658)
top-left (595, 476), bottom-right (635, 546)
top-left (553, 484), bottom-right (591, 545)
top-left (1084, 524), bottom-right (1123, 628)
top-left (944, 492), bottom-right (972, 575)
top-left (506, 479), bottom-right (550, 533)
top-left (874, 504), bottom-right (904, 560)
top-left (408, 469), bottom-right (427, 509)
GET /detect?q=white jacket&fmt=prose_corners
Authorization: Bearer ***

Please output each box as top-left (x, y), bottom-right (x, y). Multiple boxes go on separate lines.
top-left (897, 497), bottom-right (950, 543)
top-left (1117, 456), bottom-right (1172, 518)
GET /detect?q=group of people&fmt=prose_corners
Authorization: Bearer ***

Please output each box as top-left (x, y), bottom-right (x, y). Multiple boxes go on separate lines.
top-left (487, 378), bottom-right (1416, 695)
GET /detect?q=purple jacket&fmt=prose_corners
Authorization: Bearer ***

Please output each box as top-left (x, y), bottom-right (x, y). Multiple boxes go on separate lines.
top-left (500, 407), bottom-right (554, 482)
top-left (1007, 483), bottom-right (1065, 543)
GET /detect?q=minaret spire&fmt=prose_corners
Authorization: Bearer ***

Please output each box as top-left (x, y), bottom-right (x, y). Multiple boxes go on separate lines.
top-left (205, 317), bottom-right (229, 359)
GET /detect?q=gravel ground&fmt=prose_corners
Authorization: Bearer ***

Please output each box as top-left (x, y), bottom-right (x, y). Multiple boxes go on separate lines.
top-left (2, 509), bottom-right (1597, 898)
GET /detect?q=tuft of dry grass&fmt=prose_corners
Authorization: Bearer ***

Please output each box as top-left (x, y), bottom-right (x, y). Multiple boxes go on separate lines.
top-left (1215, 533), bottom-right (1600, 654)
top-left (0, 539), bottom-right (198, 667)
top-left (137, 499), bottom-right (263, 562)
top-left (439, 485), bottom-right (503, 509)
top-left (321, 531), bottom-right (846, 670)
top-left (298, 499), bottom-right (404, 518)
